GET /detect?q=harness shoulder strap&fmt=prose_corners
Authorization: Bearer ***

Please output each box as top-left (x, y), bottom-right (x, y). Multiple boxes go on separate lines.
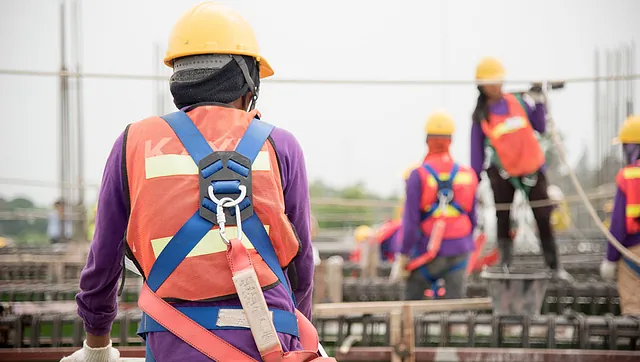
top-left (162, 111), bottom-right (214, 163)
top-left (422, 163), bottom-right (440, 182)
top-left (233, 120), bottom-right (297, 304)
top-left (145, 111), bottom-right (218, 292)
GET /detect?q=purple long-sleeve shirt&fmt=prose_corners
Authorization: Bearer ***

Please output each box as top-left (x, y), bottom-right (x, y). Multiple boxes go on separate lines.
top-left (400, 156), bottom-right (478, 257)
top-left (470, 94), bottom-right (547, 178)
top-left (76, 112), bottom-right (315, 361)
top-left (607, 188), bottom-right (640, 262)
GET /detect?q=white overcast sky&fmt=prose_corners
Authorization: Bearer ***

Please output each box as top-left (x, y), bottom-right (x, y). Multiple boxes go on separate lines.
top-left (1, 0), bottom-right (639, 206)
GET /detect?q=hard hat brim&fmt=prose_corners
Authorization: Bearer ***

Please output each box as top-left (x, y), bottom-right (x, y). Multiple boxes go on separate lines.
top-left (165, 52), bottom-right (274, 79)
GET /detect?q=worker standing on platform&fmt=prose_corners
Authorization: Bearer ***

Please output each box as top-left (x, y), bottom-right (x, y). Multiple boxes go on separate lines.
top-left (391, 111), bottom-right (478, 300)
top-left (600, 115), bottom-right (640, 315)
top-left (349, 225), bottom-right (373, 262)
top-left (62, 3), bottom-right (333, 362)
top-left (470, 57), bottom-right (573, 282)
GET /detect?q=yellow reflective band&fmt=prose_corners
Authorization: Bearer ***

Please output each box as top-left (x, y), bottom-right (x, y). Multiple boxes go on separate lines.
top-left (145, 155), bottom-right (197, 179)
top-left (491, 116), bottom-right (527, 138)
top-left (623, 167), bottom-right (640, 180)
top-left (627, 205), bottom-right (640, 218)
top-left (428, 205), bottom-right (461, 217)
top-left (145, 151), bottom-right (271, 179)
top-left (426, 171), bottom-right (472, 188)
top-left (151, 225), bottom-right (270, 258)
top-left (453, 172), bottom-right (473, 184)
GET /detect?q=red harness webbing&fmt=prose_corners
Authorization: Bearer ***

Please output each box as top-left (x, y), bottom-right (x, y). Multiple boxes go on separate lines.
top-left (139, 237), bottom-right (335, 362)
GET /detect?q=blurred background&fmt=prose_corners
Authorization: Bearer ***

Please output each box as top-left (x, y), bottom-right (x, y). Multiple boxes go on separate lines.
top-left (0, 0), bottom-right (638, 249)
top-left (1, 1), bottom-right (640, 361)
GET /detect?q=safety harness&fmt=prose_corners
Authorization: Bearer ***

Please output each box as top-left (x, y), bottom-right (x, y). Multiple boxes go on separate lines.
top-left (484, 94), bottom-right (540, 198)
top-left (623, 257), bottom-right (640, 276)
top-left (136, 111), bottom-right (333, 362)
top-left (407, 163), bottom-right (468, 299)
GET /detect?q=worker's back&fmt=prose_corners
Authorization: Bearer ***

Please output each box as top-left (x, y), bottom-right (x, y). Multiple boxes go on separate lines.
top-left (125, 105), bottom-right (300, 301)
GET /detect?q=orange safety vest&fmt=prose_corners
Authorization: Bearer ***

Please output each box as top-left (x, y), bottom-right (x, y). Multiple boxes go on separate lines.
top-left (480, 93), bottom-right (545, 177)
top-left (376, 219), bottom-right (402, 244)
top-left (616, 162), bottom-right (640, 235)
top-left (416, 159), bottom-right (477, 240)
top-left (125, 106), bottom-right (300, 301)
top-left (125, 106), bottom-right (334, 362)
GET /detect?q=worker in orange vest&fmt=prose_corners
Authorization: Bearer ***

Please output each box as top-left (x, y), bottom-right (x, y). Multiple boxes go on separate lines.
top-left (600, 115), bottom-right (640, 314)
top-left (349, 225), bottom-right (373, 263)
top-left (391, 111), bottom-right (479, 300)
top-left (470, 57), bottom-right (573, 282)
top-left (63, 3), bottom-right (334, 362)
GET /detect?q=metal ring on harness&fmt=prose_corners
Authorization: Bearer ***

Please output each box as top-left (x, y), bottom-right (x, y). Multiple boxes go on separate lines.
top-left (437, 189), bottom-right (454, 204)
top-left (209, 185), bottom-right (247, 245)
top-left (437, 189), bottom-right (454, 211)
top-left (208, 184), bottom-right (247, 208)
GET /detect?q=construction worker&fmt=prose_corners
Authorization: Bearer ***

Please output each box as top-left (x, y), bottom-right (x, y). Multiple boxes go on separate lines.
top-left (547, 185), bottom-right (571, 232)
top-left (63, 3), bottom-right (334, 362)
top-left (600, 115), bottom-right (640, 315)
top-left (392, 111), bottom-right (479, 300)
top-left (349, 225), bottom-right (373, 262)
top-left (470, 57), bottom-right (573, 282)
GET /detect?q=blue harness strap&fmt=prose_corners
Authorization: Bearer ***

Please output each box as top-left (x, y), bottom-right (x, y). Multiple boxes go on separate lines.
top-left (141, 111), bottom-right (296, 361)
top-left (138, 306), bottom-right (299, 337)
top-left (623, 257), bottom-right (640, 276)
top-left (420, 163), bottom-right (465, 221)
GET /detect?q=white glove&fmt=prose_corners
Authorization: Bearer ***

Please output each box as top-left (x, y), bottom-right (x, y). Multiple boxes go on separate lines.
top-left (389, 253), bottom-right (410, 282)
top-left (600, 260), bottom-right (617, 281)
top-left (60, 340), bottom-right (120, 362)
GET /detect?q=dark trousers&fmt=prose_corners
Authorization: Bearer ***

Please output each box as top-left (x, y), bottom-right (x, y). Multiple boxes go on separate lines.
top-left (404, 254), bottom-right (469, 300)
top-left (486, 167), bottom-right (560, 270)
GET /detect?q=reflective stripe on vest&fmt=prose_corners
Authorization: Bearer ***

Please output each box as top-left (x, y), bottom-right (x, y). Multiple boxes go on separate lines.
top-left (618, 164), bottom-right (640, 235)
top-left (480, 93), bottom-right (545, 177)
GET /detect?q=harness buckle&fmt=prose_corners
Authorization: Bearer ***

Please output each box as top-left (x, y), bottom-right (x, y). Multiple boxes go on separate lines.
top-left (521, 174), bottom-right (538, 187)
top-left (437, 189), bottom-right (454, 211)
top-left (211, 191), bottom-right (246, 246)
top-left (498, 168), bottom-right (511, 180)
top-left (198, 151), bottom-right (254, 226)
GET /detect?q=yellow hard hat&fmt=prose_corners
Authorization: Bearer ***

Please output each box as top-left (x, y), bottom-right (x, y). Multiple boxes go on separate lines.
top-left (425, 111), bottom-right (455, 136)
top-left (354, 225), bottom-right (373, 243)
top-left (603, 200), bottom-right (614, 213)
top-left (164, 2), bottom-right (274, 78)
top-left (612, 115), bottom-right (640, 145)
top-left (476, 57), bottom-right (505, 83)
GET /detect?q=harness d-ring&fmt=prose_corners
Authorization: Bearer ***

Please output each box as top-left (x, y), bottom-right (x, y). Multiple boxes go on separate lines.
top-left (209, 185), bottom-right (247, 245)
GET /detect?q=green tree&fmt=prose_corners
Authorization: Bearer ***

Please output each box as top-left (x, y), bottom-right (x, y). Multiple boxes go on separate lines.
top-left (0, 197), bottom-right (48, 244)
top-left (310, 181), bottom-right (398, 229)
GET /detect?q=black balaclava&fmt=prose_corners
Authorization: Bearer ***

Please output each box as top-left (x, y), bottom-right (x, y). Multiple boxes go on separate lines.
top-left (169, 54), bottom-right (260, 111)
